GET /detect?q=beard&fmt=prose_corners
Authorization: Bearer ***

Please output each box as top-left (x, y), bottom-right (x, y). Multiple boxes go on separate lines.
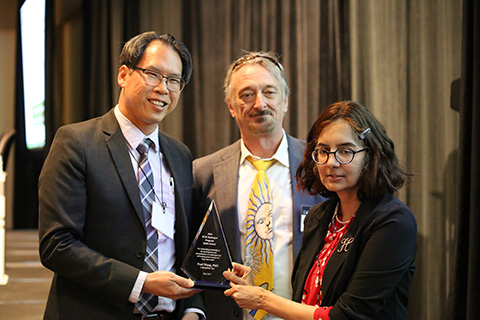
top-left (244, 109), bottom-right (279, 135)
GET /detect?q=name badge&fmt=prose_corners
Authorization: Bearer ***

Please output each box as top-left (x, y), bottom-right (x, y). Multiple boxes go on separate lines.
top-left (152, 201), bottom-right (175, 239)
top-left (300, 205), bottom-right (312, 232)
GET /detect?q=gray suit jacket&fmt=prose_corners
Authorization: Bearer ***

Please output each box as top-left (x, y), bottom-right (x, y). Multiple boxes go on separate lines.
top-left (192, 134), bottom-right (325, 319)
top-left (38, 109), bottom-right (201, 319)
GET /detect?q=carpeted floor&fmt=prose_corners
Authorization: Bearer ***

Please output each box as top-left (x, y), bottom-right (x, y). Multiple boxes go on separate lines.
top-left (0, 230), bottom-right (52, 319)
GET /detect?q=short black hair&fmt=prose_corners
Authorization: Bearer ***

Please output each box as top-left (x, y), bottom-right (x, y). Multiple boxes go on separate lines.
top-left (119, 31), bottom-right (193, 83)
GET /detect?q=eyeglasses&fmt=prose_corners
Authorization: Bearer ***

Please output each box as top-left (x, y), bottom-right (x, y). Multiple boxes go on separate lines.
top-left (232, 54), bottom-right (284, 72)
top-left (132, 67), bottom-right (185, 92)
top-left (312, 147), bottom-right (368, 165)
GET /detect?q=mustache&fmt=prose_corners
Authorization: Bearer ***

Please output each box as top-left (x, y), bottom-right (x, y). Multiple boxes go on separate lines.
top-left (248, 109), bottom-right (272, 117)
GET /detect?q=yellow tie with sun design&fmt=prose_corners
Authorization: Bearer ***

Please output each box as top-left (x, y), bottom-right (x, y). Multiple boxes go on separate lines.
top-left (245, 156), bottom-right (276, 320)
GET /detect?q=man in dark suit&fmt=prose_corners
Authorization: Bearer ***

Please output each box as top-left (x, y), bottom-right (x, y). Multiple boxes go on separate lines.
top-left (193, 51), bottom-right (325, 320)
top-left (39, 32), bottom-right (203, 320)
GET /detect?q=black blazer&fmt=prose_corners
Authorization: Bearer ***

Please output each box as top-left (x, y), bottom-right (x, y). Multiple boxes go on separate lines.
top-left (38, 109), bottom-right (200, 319)
top-left (292, 195), bottom-right (417, 319)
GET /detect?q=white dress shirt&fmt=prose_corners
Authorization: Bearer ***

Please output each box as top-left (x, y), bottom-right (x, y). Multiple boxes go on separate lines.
top-left (114, 106), bottom-right (176, 312)
top-left (238, 130), bottom-right (293, 320)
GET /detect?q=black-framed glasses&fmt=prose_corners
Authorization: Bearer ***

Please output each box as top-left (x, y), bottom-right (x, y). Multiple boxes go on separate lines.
top-left (312, 147), bottom-right (368, 165)
top-left (132, 67), bottom-right (185, 92)
top-left (232, 54), bottom-right (284, 72)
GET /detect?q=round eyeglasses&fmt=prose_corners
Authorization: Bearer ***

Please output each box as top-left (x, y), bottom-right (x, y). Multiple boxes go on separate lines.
top-left (133, 66), bottom-right (185, 92)
top-left (312, 147), bottom-right (368, 165)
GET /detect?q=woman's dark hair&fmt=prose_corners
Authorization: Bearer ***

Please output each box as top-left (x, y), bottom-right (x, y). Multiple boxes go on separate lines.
top-left (296, 100), bottom-right (411, 200)
top-left (119, 31), bottom-right (193, 83)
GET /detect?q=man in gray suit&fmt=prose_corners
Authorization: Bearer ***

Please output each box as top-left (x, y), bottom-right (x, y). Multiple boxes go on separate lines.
top-left (193, 51), bottom-right (325, 320)
top-left (39, 32), bottom-right (203, 320)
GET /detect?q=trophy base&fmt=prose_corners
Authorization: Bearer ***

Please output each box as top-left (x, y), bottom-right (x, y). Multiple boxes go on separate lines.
top-left (193, 280), bottom-right (231, 290)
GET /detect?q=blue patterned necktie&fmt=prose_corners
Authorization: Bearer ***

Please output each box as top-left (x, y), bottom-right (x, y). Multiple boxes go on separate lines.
top-left (135, 138), bottom-right (158, 314)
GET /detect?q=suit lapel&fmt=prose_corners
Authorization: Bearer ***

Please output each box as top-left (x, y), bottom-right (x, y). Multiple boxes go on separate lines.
top-left (103, 110), bottom-right (145, 225)
top-left (303, 218), bottom-right (327, 280)
top-left (321, 199), bottom-right (373, 300)
top-left (157, 132), bottom-right (188, 260)
top-left (212, 142), bottom-right (242, 261)
top-left (287, 135), bottom-right (306, 256)
top-left (292, 201), bottom-right (334, 301)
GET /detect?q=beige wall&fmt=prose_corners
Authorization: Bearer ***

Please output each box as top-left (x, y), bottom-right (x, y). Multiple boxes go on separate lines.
top-left (0, 0), bottom-right (18, 229)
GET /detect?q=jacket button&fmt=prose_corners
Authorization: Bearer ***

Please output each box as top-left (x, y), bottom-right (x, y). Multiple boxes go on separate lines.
top-left (233, 309), bottom-right (240, 317)
top-left (135, 251), bottom-right (145, 259)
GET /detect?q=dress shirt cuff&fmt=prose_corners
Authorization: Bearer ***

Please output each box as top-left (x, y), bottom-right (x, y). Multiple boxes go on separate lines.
top-left (129, 271), bottom-right (148, 303)
top-left (184, 308), bottom-right (206, 320)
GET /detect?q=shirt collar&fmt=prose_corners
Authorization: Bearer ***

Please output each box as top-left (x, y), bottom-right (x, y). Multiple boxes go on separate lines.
top-left (114, 105), bottom-right (159, 152)
top-left (240, 129), bottom-right (290, 168)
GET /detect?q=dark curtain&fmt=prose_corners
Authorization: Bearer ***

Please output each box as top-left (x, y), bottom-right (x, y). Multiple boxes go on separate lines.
top-left (447, 0), bottom-right (480, 319)
top-left (182, 0), bottom-right (351, 158)
top-left (349, 2), bottom-right (462, 318)
top-left (44, 0), bottom-right (144, 140)
top-left (81, 0), bottom-right (140, 122)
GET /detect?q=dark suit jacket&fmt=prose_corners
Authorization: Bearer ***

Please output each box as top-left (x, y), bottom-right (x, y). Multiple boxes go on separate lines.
top-left (192, 135), bottom-right (325, 319)
top-left (292, 195), bottom-right (417, 320)
top-left (38, 109), bottom-right (201, 320)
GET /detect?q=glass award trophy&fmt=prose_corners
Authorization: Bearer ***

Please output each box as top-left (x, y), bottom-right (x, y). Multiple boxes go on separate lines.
top-left (182, 200), bottom-right (233, 290)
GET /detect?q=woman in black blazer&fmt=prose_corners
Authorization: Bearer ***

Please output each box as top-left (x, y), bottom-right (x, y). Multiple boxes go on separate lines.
top-left (224, 101), bottom-right (417, 320)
